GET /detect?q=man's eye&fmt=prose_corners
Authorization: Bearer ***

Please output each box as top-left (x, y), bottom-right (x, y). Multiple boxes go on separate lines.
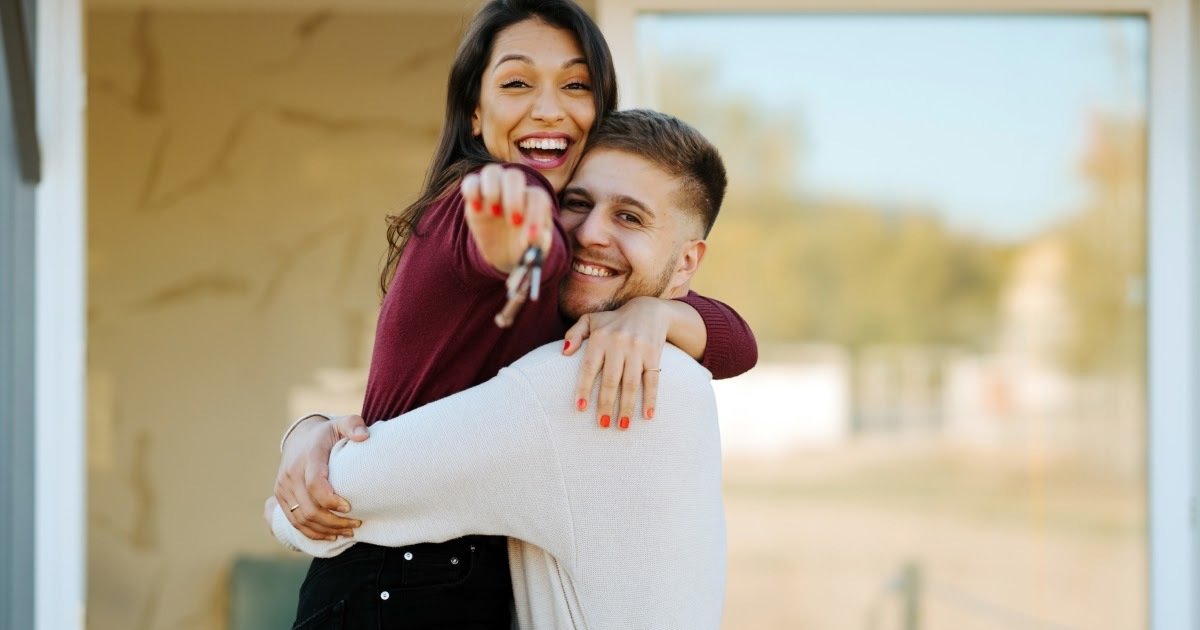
top-left (617, 212), bottom-right (642, 225)
top-left (501, 80), bottom-right (530, 89)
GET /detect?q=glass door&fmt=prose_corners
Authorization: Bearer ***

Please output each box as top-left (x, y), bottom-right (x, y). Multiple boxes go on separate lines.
top-left (636, 14), bottom-right (1148, 629)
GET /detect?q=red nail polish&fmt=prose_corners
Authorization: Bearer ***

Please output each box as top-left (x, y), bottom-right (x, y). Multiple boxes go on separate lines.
top-left (471, 198), bottom-right (482, 213)
top-left (600, 415), bottom-right (611, 428)
top-left (512, 211), bottom-right (524, 227)
top-left (645, 408), bottom-right (655, 420)
top-left (619, 416), bottom-right (630, 430)
top-left (527, 225), bottom-right (539, 240)
top-left (563, 340), bottom-right (571, 353)
top-left (577, 398), bottom-right (587, 411)
top-left (491, 203), bottom-right (502, 217)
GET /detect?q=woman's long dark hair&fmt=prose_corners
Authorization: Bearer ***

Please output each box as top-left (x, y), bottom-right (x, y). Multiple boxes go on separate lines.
top-left (379, 0), bottom-right (618, 296)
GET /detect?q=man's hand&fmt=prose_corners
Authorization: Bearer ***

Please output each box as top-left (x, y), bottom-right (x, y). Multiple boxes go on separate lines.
top-left (273, 414), bottom-right (368, 541)
top-left (461, 164), bottom-right (554, 274)
top-left (562, 296), bottom-right (673, 430)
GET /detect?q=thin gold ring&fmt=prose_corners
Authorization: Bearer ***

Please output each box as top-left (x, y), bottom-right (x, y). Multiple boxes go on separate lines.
top-left (289, 503), bottom-right (301, 512)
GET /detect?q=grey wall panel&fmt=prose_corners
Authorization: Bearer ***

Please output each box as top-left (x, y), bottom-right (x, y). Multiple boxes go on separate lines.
top-left (0, 0), bottom-right (37, 626)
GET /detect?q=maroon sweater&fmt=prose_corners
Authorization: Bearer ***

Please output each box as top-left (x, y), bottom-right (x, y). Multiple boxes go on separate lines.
top-left (361, 166), bottom-right (757, 424)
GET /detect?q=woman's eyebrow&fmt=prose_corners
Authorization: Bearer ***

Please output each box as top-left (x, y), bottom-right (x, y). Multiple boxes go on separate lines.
top-left (494, 54), bottom-right (589, 71)
top-left (494, 53), bottom-right (532, 69)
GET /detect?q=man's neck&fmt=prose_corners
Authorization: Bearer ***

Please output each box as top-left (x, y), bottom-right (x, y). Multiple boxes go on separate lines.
top-left (662, 282), bottom-right (691, 300)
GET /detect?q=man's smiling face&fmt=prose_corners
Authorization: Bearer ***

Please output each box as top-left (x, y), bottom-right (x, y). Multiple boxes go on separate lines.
top-left (557, 148), bottom-right (704, 319)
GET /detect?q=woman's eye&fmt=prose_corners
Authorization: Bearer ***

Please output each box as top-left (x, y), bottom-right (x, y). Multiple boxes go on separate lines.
top-left (501, 80), bottom-right (530, 89)
top-left (562, 199), bottom-right (591, 213)
top-left (564, 81), bottom-right (591, 91)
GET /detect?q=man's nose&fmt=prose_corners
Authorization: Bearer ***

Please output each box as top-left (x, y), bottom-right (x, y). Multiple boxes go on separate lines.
top-left (570, 208), bottom-right (610, 248)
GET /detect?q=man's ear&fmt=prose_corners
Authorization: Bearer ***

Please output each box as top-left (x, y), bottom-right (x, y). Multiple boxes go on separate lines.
top-left (668, 239), bottom-right (707, 294)
top-left (471, 107), bottom-right (482, 137)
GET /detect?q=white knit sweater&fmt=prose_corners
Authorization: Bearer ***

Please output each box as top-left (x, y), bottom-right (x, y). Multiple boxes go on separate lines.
top-left (272, 342), bottom-right (726, 630)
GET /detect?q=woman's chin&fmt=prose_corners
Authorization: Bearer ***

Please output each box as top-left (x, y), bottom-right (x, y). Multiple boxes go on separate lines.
top-left (517, 153), bottom-right (578, 191)
top-left (539, 168), bottom-right (569, 193)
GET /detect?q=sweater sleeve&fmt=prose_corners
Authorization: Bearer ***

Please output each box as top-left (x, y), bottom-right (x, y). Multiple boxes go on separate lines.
top-left (271, 362), bottom-right (575, 564)
top-left (674, 291), bottom-right (758, 379)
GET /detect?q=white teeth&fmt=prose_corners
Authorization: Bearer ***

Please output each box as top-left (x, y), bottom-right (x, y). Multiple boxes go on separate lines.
top-left (572, 262), bottom-right (614, 277)
top-left (519, 138), bottom-right (568, 151)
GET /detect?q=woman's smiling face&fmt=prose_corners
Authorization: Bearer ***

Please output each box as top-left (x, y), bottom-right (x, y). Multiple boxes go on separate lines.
top-left (472, 18), bottom-right (596, 192)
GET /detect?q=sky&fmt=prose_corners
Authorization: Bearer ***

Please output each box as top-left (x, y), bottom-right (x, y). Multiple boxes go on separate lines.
top-left (637, 14), bottom-right (1148, 242)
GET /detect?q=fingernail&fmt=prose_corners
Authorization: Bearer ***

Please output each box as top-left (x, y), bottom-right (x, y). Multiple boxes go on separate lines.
top-left (339, 502), bottom-right (351, 512)
top-left (563, 340), bottom-right (571, 353)
top-left (353, 427), bottom-right (368, 437)
top-left (600, 415), bottom-right (611, 428)
top-left (577, 398), bottom-right (587, 411)
top-left (619, 416), bottom-right (630, 430)
top-left (327, 536), bottom-right (337, 542)
top-left (512, 211), bottom-right (524, 226)
top-left (354, 520), bottom-right (363, 528)
top-left (645, 407), bottom-right (655, 420)
top-left (491, 203), bottom-right (502, 217)
top-left (527, 225), bottom-right (540, 240)
top-left (471, 198), bottom-right (482, 212)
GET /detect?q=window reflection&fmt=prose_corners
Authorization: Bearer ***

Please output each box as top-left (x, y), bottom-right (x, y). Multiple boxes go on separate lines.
top-left (638, 14), bottom-right (1146, 629)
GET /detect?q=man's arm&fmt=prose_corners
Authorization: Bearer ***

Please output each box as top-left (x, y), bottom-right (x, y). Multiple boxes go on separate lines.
top-left (271, 347), bottom-right (575, 564)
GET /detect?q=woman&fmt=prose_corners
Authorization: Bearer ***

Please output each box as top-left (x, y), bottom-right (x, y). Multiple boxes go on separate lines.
top-left (273, 1), bottom-right (756, 628)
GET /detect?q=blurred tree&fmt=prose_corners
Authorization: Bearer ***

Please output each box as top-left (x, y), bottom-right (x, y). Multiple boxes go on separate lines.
top-left (653, 58), bottom-right (1009, 352)
top-left (1055, 115), bottom-right (1146, 374)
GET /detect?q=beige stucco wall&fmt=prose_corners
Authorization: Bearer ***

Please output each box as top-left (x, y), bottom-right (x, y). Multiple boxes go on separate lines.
top-left (85, 7), bottom-right (480, 628)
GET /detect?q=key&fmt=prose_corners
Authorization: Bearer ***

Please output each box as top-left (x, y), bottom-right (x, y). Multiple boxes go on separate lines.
top-left (494, 245), bottom-right (543, 328)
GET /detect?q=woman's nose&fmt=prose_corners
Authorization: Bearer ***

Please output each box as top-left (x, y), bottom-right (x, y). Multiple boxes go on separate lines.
top-left (531, 87), bottom-right (566, 123)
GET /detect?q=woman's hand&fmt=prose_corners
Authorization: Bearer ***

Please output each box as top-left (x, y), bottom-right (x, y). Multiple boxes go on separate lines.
top-left (562, 296), bottom-right (672, 430)
top-left (461, 164), bottom-right (554, 274)
top-left (273, 414), bottom-right (369, 541)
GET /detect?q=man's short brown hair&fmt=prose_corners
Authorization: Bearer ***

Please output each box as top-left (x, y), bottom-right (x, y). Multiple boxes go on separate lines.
top-left (585, 109), bottom-right (727, 237)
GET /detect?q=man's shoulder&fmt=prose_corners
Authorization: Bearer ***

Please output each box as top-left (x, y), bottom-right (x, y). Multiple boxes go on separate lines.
top-left (509, 342), bottom-right (712, 382)
top-left (500, 341), bottom-right (719, 456)
top-left (500, 342), bottom-right (715, 422)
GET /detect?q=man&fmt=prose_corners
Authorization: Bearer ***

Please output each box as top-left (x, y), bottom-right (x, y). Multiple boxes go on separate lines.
top-left (269, 110), bottom-right (734, 629)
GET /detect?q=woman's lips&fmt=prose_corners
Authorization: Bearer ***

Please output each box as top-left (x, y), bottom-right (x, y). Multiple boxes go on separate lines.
top-left (516, 146), bottom-right (571, 170)
top-left (514, 134), bottom-right (573, 171)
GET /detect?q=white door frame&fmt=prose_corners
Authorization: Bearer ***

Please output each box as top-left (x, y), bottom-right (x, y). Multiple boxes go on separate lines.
top-left (596, 1), bottom-right (1199, 628)
top-left (34, 0), bottom-right (85, 628)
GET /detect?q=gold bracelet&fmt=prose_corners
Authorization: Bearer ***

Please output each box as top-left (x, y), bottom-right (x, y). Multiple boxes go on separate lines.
top-left (278, 413), bottom-right (331, 453)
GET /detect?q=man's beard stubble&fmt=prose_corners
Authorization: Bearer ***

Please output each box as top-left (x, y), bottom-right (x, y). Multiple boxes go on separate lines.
top-left (558, 253), bottom-right (678, 320)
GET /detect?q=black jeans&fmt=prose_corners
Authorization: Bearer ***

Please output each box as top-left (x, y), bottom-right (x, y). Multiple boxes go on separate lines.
top-left (291, 535), bottom-right (513, 630)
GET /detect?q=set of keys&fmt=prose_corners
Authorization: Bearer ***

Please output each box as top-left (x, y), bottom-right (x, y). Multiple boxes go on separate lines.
top-left (494, 244), bottom-right (544, 328)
